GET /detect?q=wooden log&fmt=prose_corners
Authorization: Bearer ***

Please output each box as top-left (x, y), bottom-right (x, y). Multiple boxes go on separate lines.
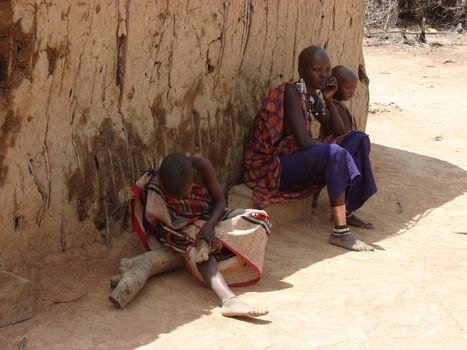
top-left (109, 247), bottom-right (184, 308)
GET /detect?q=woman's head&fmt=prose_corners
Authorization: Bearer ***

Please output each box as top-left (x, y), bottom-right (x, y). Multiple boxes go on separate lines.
top-left (332, 66), bottom-right (358, 101)
top-left (298, 46), bottom-right (332, 91)
top-left (159, 153), bottom-right (194, 199)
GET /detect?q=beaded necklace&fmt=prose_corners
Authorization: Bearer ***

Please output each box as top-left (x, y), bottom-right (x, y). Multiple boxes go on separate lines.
top-left (295, 78), bottom-right (327, 122)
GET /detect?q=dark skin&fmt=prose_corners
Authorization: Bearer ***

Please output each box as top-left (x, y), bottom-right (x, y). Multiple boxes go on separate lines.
top-left (284, 48), bottom-right (346, 206)
top-left (334, 74), bottom-right (358, 102)
top-left (151, 157), bottom-right (225, 250)
top-left (150, 156), bottom-right (267, 316)
top-left (282, 49), bottom-right (375, 250)
top-left (190, 156), bottom-right (225, 250)
top-left (284, 49), bottom-right (346, 147)
top-left (332, 66), bottom-right (359, 132)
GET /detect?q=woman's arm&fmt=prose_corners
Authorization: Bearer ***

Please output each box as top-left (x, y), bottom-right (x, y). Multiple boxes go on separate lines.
top-left (321, 77), bottom-right (346, 136)
top-left (284, 83), bottom-right (321, 150)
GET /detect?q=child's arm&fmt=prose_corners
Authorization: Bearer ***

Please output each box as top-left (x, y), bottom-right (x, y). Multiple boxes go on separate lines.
top-left (192, 157), bottom-right (225, 248)
top-left (333, 101), bottom-right (354, 132)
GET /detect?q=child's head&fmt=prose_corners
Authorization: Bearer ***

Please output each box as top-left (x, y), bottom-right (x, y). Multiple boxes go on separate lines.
top-left (159, 153), bottom-right (193, 199)
top-left (298, 46), bottom-right (332, 91)
top-left (332, 66), bottom-right (358, 101)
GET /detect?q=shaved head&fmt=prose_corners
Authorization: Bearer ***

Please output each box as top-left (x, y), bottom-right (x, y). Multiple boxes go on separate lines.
top-left (332, 65), bottom-right (359, 101)
top-left (159, 153), bottom-right (193, 198)
top-left (298, 46), bottom-right (329, 71)
top-left (332, 66), bottom-right (358, 83)
top-left (297, 46), bottom-right (332, 91)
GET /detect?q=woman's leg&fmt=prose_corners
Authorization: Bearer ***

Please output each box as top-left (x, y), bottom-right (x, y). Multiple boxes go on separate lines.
top-left (328, 192), bottom-right (373, 251)
top-left (325, 145), bottom-right (373, 251)
top-left (197, 255), bottom-right (268, 317)
top-left (280, 144), bottom-right (373, 251)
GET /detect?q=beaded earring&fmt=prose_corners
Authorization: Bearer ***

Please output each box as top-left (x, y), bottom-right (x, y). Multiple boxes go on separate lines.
top-left (297, 77), bottom-right (306, 94)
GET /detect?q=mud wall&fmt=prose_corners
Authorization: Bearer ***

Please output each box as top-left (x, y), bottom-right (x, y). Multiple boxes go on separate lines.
top-left (0, 0), bottom-right (369, 267)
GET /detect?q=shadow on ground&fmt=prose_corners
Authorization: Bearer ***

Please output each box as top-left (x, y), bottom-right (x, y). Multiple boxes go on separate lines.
top-left (1, 144), bottom-right (467, 349)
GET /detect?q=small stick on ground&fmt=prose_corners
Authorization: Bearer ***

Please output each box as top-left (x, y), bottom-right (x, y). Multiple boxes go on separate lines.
top-left (52, 294), bottom-right (86, 304)
top-left (18, 336), bottom-right (27, 350)
top-left (397, 200), bottom-right (403, 213)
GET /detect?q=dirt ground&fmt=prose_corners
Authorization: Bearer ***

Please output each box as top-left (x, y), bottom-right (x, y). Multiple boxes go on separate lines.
top-left (1, 34), bottom-right (467, 350)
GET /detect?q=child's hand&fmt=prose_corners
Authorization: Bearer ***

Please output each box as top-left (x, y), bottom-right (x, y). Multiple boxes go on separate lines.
top-left (198, 223), bottom-right (221, 251)
top-left (195, 239), bottom-right (210, 263)
top-left (322, 77), bottom-right (338, 100)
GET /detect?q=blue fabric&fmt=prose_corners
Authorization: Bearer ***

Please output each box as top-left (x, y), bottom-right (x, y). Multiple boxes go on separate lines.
top-left (339, 131), bottom-right (377, 212)
top-left (279, 131), bottom-right (377, 212)
top-left (279, 143), bottom-right (360, 202)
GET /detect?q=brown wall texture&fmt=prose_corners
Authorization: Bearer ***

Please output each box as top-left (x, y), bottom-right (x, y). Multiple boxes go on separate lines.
top-left (0, 0), bottom-right (369, 267)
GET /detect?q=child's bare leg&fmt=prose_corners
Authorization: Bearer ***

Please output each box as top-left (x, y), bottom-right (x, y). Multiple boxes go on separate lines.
top-left (327, 193), bottom-right (373, 251)
top-left (197, 255), bottom-right (268, 318)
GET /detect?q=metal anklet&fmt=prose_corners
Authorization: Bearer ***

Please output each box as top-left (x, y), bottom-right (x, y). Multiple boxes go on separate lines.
top-left (221, 296), bottom-right (237, 307)
top-left (332, 227), bottom-right (351, 236)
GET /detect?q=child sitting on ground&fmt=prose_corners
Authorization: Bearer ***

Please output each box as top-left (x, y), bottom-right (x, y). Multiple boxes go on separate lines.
top-left (130, 153), bottom-right (271, 318)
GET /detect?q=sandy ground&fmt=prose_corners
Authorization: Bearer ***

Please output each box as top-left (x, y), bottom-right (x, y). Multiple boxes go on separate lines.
top-left (1, 34), bottom-right (467, 350)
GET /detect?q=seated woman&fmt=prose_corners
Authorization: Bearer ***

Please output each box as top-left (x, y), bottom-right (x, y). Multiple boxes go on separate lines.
top-left (243, 46), bottom-right (377, 251)
top-left (130, 153), bottom-right (271, 318)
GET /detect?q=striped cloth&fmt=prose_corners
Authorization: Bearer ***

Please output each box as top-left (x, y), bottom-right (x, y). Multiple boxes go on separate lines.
top-left (130, 172), bottom-right (271, 287)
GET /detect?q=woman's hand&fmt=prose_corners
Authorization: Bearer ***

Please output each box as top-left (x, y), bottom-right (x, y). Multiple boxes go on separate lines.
top-left (321, 77), bottom-right (338, 100)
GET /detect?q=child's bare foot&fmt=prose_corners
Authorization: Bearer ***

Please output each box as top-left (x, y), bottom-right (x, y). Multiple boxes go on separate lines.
top-left (221, 297), bottom-right (268, 318)
top-left (346, 213), bottom-right (374, 229)
top-left (328, 233), bottom-right (374, 251)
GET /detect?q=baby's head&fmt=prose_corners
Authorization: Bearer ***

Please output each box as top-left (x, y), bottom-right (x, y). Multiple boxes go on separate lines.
top-left (332, 66), bottom-right (358, 101)
top-left (159, 153), bottom-right (193, 199)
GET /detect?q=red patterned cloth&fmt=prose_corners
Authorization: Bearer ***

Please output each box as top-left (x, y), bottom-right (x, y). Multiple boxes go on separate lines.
top-left (129, 172), bottom-right (271, 287)
top-left (243, 82), bottom-right (325, 209)
top-left (150, 174), bottom-right (212, 222)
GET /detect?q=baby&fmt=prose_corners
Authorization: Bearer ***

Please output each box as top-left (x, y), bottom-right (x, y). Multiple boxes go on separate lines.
top-left (331, 65), bottom-right (359, 132)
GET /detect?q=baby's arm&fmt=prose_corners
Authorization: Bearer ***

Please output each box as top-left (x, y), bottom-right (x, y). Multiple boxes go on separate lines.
top-left (334, 102), bottom-right (354, 132)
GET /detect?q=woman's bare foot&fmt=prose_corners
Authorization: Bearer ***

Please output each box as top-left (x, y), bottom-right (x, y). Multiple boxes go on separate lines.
top-left (346, 213), bottom-right (374, 229)
top-left (221, 297), bottom-right (268, 318)
top-left (328, 233), bottom-right (374, 251)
